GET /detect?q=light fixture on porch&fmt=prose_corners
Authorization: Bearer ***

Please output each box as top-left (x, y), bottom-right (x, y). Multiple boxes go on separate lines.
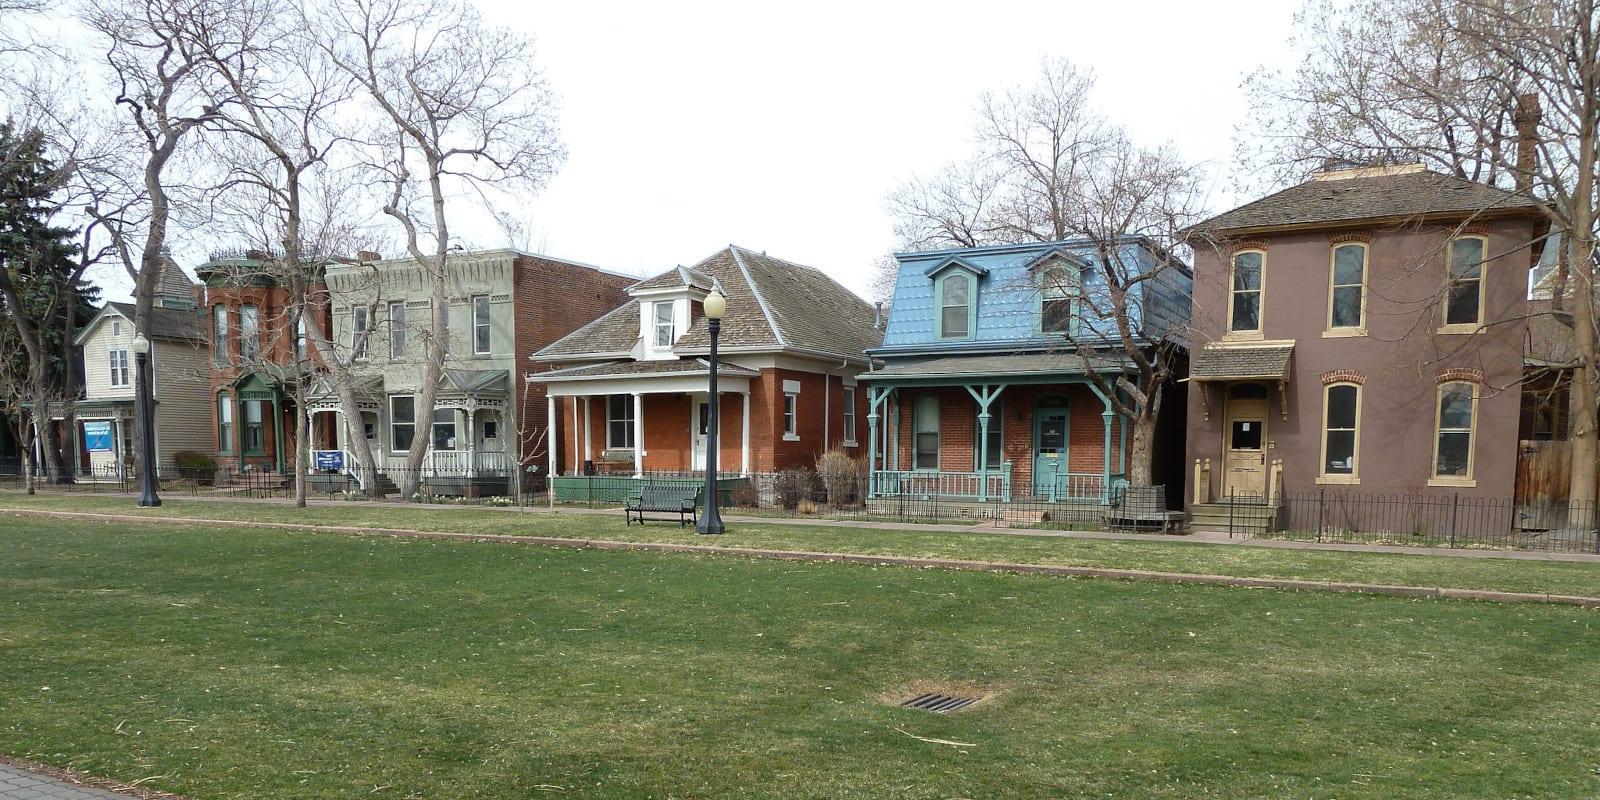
top-left (131, 333), bottom-right (160, 507)
top-left (697, 287), bottom-right (727, 534)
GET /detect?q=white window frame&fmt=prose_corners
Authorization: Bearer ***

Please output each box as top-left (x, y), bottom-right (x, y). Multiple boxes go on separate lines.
top-left (841, 386), bottom-right (857, 446)
top-left (388, 301), bottom-right (406, 359)
top-left (108, 349), bottom-right (131, 388)
top-left (782, 393), bottom-right (799, 441)
top-left (239, 304), bottom-right (260, 361)
top-left (1317, 383), bottom-right (1361, 484)
top-left (1441, 236), bottom-right (1487, 333)
top-left (913, 394), bottom-right (940, 471)
top-left (937, 272), bottom-right (973, 340)
top-left (1228, 250), bottom-right (1265, 339)
top-left (653, 301), bottom-right (675, 349)
top-left (472, 295), bottom-right (492, 355)
top-left (1430, 381), bottom-right (1479, 486)
top-left (352, 306), bottom-right (369, 359)
top-left (606, 395), bottom-right (635, 448)
top-left (1326, 243), bottom-right (1367, 335)
top-left (212, 305), bottom-right (229, 365)
top-left (389, 395), bottom-right (416, 453)
top-left (431, 408), bottom-right (456, 451)
top-left (216, 392), bottom-right (233, 453)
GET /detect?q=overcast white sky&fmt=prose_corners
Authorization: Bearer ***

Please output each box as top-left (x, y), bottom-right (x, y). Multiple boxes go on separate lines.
top-left (466, 0), bottom-right (1303, 296)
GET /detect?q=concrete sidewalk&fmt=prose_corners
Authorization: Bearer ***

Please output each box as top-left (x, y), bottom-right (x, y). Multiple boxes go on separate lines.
top-left (0, 762), bottom-right (154, 800)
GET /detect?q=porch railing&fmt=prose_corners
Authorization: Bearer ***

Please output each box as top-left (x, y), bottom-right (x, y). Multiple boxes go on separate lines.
top-left (427, 449), bottom-right (509, 476)
top-left (1041, 472), bottom-right (1126, 504)
top-left (870, 467), bottom-right (1012, 501)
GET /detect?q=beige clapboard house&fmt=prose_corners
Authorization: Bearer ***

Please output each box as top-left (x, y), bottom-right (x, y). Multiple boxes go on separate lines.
top-left (71, 259), bottom-right (212, 475)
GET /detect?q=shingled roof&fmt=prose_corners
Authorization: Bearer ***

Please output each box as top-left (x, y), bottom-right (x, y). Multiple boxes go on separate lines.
top-left (1191, 344), bottom-right (1294, 381)
top-left (1191, 165), bottom-right (1540, 235)
top-left (102, 301), bottom-right (207, 343)
top-left (536, 245), bottom-right (881, 364)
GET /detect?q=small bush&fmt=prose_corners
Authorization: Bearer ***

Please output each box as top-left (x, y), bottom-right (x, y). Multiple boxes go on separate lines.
top-left (173, 451), bottom-right (217, 486)
top-left (773, 469), bottom-right (817, 510)
top-left (729, 481), bottom-right (759, 508)
top-left (796, 498), bottom-right (820, 515)
top-left (816, 449), bottom-right (867, 508)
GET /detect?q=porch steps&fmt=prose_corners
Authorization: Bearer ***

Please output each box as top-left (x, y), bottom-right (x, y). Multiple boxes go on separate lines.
top-left (1188, 502), bottom-right (1277, 536)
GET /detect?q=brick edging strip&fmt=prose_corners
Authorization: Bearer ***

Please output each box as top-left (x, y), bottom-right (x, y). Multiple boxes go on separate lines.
top-left (7, 508), bottom-right (1600, 608)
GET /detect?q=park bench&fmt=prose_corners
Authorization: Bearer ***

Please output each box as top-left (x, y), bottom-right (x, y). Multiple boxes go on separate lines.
top-left (1103, 484), bottom-right (1184, 534)
top-left (625, 484), bottom-right (701, 527)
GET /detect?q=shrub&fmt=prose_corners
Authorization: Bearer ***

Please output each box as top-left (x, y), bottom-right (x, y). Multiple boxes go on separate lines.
top-left (172, 451), bottom-right (217, 486)
top-left (729, 481), bottom-right (759, 508)
top-left (796, 498), bottom-right (820, 515)
top-left (816, 448), bottom-right (866, 508)
top-left (773, 469), bottom-right (817, 510)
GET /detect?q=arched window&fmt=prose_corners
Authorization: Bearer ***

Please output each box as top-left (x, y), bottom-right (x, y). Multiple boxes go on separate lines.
top-left (1040, 265), bottom-right (1079, 334)
top-left (216, 392), bottom-right (233, 453)
top-left (1229, 251), bottom-right (1264, 335)
top-left (1321, 383), bottom-right (1360, 479)
top-left (938, 273), bottom-right (973, 339)
top-left (1328, 244), bottom-right (1366, 331)
top-left (1444, 236), bottom-right (1486, 329)
top-left (1434, 381), bottom-right (1478, 481)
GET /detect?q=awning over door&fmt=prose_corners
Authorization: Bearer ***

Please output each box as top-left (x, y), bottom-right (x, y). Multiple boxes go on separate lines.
top-left (1190, 344), bottom-right (1294, 382)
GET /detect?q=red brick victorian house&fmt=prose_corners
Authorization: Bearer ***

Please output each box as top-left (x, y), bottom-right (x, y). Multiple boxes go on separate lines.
top-left (529, 246), bottom-right (880, 494)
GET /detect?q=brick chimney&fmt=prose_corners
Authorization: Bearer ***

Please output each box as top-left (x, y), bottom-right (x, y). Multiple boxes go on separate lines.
top-left (1513, 93), bottom-right (1541, 192)
top-left (357, 250), bottom-right (382, 263)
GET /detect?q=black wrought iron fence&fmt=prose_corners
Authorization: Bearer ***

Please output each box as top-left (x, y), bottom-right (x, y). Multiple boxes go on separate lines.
top-left (1261, 489), bottom-right (1600, 554)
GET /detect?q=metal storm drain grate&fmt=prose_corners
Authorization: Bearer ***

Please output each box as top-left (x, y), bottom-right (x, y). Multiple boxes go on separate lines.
top-left (900, 692), bottom-right (981, 713)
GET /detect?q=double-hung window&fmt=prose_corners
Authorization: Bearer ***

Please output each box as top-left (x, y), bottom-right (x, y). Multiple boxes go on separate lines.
top-left (217, 393), bottom-right (233, 453)
top-left (938, 273), bottom-right (972, 339)
top-left (473, 295), bottom-right (492, 355)
top-left (1445, 237), bottom-right (1485, 329)
top-left (212, 305), bottom-right (229, 365)
top-left (388, 301), bottom-right (406, 359)
top-left (1434, 382), bottom-right (1477, 481)
top-left (431, 408), bottom-right (456, 450)
top-left (783, 393), bottom-right (798, 439)
top-left (607, 395), bottom-right (635, 448)
top-left (653, 301), bottom-right (675, 349)
top-left (1040, 266), bottom-right (1078, 334)
top-left (1229, 251), bottom-right (1264, 335)
top-left (242, 399), bottom-right (264, 454)
top-left (1321, 384), bottom-right (1360, 480)
top-left (239, 304), bottom-right (259, 361)
top-left (108, 349), bottom-right (131, 387)
top-left (1328, 244), bottom-right (1366, 331)
top-left (352, 306), bottom-right (369, 359)
top-left (913, 394), bottom-right (940, 470)
top-left (390, 395), bottom-right (415, 452)
top-left (841, 386), bottom-right (857, 444)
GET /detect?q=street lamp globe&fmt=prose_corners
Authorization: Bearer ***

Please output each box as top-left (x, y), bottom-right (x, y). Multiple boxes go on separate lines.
top-left (703, 287), bottom-right (726, 320)
top-left (131, 334), bottom-right (150, 355)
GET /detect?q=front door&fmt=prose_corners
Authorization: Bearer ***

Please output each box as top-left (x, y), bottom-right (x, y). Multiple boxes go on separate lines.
top-left (1031, 398), bottom-right (1069, 497)
top-left (1223, 383), bottom-right (1269, 499)
top-left (692, 398), bottom-right (710, 471)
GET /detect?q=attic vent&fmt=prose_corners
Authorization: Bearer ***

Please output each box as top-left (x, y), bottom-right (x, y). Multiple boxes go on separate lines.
top-left (900, 693), bottom-right (981, 713)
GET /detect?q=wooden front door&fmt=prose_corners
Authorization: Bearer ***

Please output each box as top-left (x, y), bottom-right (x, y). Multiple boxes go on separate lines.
top-left (1222, 383), bottom-right (1268, 499)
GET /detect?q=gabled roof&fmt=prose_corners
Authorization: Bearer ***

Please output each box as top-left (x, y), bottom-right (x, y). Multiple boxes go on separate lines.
top-left (154, 255), bottom-right (198, 302)
top-left (536, 245), bottom-right (881, 364)
top-left (1190, 165), bottom-right (1542, 235)
top-left (75, 301), bottom-right (207, 345)
top-left (921, 254), bottom-right (990, 279)
top-left (629, 263), bottom-right (717, 293)
top-left (441, 369), bottom-right (509, 394)
top-left (1191, 344), bottom-right (1294, 381)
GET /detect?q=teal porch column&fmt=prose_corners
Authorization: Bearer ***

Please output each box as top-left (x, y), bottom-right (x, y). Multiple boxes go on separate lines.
top-left (963, 384), bottom-right (1005, 502)
top-left (1084, 381), bottom-right (1116, 505)
top-left (271, 392), bottom-right (287, 474)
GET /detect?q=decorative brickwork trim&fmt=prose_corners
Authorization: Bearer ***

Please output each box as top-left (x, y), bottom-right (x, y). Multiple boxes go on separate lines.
top-left (1457, 223), bottom-right (1494, 237)
top-left (1437, 367), bottom-right (1485, 384)
top-left (1319, 369), bottom-right (1366, 385)
top-left (1328, 232), bottom-right (1372, 244)
top-left (1229, 240), bottom-right (1269, 255)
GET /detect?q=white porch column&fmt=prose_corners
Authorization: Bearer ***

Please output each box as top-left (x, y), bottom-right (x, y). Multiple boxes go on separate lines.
top-left (582, 396), bottom-right (592, 464)
top-left (740, 390), bottom-right (751, 476)
top-left (632, 392), bottom-right (644, 477)
top-left (465, 403), bottom-right (477, 478)
top-left (546, 395), bottom-right (558, 483)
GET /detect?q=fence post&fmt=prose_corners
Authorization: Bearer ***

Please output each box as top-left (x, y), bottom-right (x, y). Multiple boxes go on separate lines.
top-left (1449, 492), bottom-right (1459, 549)
top-left (1227, 488), bottom-right (1235, 539)
top-left (1316, 487), bottom-right (1325, 543)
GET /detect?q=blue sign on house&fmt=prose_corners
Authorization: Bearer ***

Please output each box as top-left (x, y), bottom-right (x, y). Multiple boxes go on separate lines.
top-left (313, 450), bottom-right (344, 471)
top-left (83, 421), bottom-right (113, 452)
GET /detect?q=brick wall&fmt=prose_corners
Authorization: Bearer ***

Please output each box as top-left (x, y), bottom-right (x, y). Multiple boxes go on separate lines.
top-left (513, 256), bottom-right (634, 473)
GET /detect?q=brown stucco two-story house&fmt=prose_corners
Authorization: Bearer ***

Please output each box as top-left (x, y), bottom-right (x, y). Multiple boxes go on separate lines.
top-left (1183, 163), bottom-right (1547, 529)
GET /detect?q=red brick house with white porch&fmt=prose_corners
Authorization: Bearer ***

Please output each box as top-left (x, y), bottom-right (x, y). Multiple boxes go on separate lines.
top-left (529, 246), bottom-right (879, 487)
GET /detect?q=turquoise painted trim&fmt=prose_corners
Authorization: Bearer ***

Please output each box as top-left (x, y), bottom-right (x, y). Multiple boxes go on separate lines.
top-left (922, 254), bottom-right (991, 279)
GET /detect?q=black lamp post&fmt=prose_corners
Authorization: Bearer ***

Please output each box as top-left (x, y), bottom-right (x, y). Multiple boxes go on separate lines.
top-left (131, 333), bottom-right (161, 507)
top-left (696, 287), bottom-right (727, 535)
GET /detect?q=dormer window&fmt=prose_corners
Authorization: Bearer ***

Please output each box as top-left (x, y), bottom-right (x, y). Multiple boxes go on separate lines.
top-left (653, 301), bottom-right (675, 348)
top-left (938, 272), bottom-right (973, 339)
top-left (1040, 264), bottom-right (1080, 334)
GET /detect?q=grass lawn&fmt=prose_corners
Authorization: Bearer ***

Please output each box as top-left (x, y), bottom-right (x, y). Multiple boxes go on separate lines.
top-left (3, 492), bottom-right (1600, 597)
top-left (3, 516), bottom-right (1600, 798)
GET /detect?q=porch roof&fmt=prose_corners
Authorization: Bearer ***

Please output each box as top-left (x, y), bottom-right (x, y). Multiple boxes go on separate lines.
top-left (859, 352), bottom-right (1124, 383)
top-left (441, 368), bottom-right (509, 396)
top-left (1190, 343), bottom-right (1294, 381)
top-left (532, 358), bottom-right (761, 382)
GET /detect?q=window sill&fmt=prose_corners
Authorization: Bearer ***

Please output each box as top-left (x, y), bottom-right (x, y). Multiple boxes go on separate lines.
top-left (782, 434), bottom-right (800, 442)
top-left (1322, 328), bottom-right (1367, 339)
top-left (1221, 330), bottom-right (1265, 343)
top-left (841, 440), bottom-right (858, 448)
top-left (1315, 475), bottom-right (1360, 485)
top-left (1427, 476), bottom-right (1476, 488)
top-left (1436, 324), bottom-right (1482, 335)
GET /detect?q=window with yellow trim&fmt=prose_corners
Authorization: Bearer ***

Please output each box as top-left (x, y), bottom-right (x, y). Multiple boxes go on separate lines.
top-left (1229, 251), bottom-right (1263, 334)
top-left (1321, 383), bottom-right (1359, 477)
top-left (1434, 381), bottom-right (1477, 478)
top-left (1445, 237), bottom-right (1485, 327)
top-left (1329, 244), bottom-right (1366, 330)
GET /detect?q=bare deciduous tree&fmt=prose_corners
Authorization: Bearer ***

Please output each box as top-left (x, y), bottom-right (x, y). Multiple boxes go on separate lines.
top-left (1243, 0), bottom-right (1600, 516)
